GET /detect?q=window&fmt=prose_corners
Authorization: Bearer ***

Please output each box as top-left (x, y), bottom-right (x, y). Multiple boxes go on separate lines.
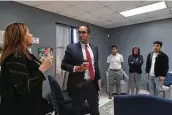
top-left (72, 28), bottom-right (79, 43)
top-left (55, 24), bottom-right (78, 90)
top-left (56, 24), bottom-right (71, 88)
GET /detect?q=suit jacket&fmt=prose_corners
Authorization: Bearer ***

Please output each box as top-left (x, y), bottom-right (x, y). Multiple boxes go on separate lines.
top-left (145, 51), bottom-right (169, 77)
top-left (61, 42), bottom-right (101, 93)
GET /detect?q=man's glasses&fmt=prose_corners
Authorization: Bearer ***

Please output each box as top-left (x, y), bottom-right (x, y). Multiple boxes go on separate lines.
top-left (78, 31), bottom-right (87, 34)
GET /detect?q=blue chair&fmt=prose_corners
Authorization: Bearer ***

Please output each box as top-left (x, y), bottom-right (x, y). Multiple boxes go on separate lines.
top-left (164, 73), bottom-right (172, 86)
top-left (114, 94), bottom-right (172, 115)
top-left (48, 75), bottom-right (90, 115)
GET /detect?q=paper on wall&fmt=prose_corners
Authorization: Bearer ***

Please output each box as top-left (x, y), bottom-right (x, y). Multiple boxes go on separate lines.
top-left (32, 37), bottom-right (39, 44)
top-left (0, 30), bottom-right (5, 44)
top-left (0, 30), bottom-right (40, 44)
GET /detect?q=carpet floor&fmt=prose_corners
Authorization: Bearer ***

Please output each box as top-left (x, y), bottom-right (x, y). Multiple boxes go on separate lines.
top-left (99, 99), bottom-right (114, 115)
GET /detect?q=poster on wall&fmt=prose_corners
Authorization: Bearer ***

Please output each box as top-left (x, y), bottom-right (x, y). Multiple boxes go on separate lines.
top-left (0, 30), bottom-right (5, 44)
top-left (0, 30), bottom-right (39, 45)
top-left (38, 48), bottom-right (53, 62)
top-left (32, 37), bottom-right (39, 44)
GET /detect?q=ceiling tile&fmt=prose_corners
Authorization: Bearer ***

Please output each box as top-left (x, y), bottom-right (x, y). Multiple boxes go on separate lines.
top-left (146, 8), bottom-right (170, 17)
top-left (96, 23), bottom-right (114, 28)
top-left (135, 1), bottom-right (146, 7)
top-left (150, 13), bottom-right (172, 21)
top-left (108, 1), bottom-right (142, 13)
top-left (102, 20), bottom-right (114, 25)
top-left (16, 1), bottom-right (45, 6)
top-left (137, 1), bottom-right (161, 7)
top-left (133, 18), bottom-right (152, 24)
top-left (87, 21), bottom-right (104, 26)
top-left (36, 1), bottom-right (71, 13)
top-left (107, 24), bottom-right (121, 29)
top-left (90, 7), bottom-right (114, 18)
top-left (112, 13), bottom-right (128, 20)
top-left (123, 21), bottom-right (135, 26)
top-left (166, 1), bottom-right (172, 8)
top-left (75, 12), bottom-right (95, 22)
top-left (57, 13), bottom-right (77, 20)
top-left (96, 12), bottom-right (124, 22)
top-left (169, 8), bottom-right (172, 12)
top-left (16, 1), bottom-right (172, 29)
top-left (59, 6), bottom-right (85, 17)
top-left (80, 17), bottom-right (102, 24)
top-left (104, 25), bottom-right (117, 29)
top-left (124, 1), bottom-right (146, 7)
top-left (127, 13), bottom-right (149, 20)
top-left (108, 13), bottom-right (129, 22)
top-left (98, 1), bottom-right (120, 7)
top-left (96, 15), bottom-right (133, 28)
top-left (111, 18), bottom-right (133, 26)
top-left (63, 1), bottom-right (82, 6)
top-left (127, 14), bottom-right (151, 24)
top-left (74, 1), bottom-right (105, 12)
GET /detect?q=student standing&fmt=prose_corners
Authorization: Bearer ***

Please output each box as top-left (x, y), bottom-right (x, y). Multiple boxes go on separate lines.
top-left (128, 47), bottom-right (143, 95)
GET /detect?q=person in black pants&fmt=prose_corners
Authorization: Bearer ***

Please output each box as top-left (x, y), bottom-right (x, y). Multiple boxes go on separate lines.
top-left (61, 25), bottom-right (101, 115)
top-left (0, 23), bottom-right (53, 115)
top-left (128, 47), bottom-right (143, 95)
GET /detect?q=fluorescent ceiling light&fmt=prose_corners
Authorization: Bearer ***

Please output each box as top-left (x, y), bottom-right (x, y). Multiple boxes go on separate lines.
top-left (120, 1), bottom-right (167, 17)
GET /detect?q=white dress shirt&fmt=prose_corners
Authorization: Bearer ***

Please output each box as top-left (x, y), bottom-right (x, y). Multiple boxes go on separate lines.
top-left (73, 42), bottom-right (95, 80)
top-left (107, 53), bottom-right (123, 70)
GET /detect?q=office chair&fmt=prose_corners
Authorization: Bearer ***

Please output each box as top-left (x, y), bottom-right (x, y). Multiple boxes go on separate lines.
top-left (48, 75), bottom-right (90, 115)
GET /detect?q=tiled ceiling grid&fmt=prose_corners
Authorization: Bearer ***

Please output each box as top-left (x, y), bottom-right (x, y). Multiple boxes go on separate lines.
top-left (16, 1), bottom-right (172, 28)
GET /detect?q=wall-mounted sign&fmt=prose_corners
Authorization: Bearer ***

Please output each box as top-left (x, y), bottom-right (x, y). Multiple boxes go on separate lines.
top-left (0, 30), bottom-right (40, 45)
top-left (0, 30), bottom-right (5, 44)
top-left (32, 37), bottom-right (39, 44)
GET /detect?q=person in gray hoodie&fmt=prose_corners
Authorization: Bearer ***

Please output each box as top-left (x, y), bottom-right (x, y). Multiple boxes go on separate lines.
top-left (128, 46), bottom-right (143, 95)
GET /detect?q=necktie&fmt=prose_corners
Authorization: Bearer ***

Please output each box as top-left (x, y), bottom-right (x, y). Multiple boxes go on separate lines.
top-left (85, 44), bottom-right (95, 80)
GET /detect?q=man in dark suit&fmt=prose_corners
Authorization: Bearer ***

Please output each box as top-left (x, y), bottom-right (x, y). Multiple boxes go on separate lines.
top-left (61, 25), bottom-right (101, 115)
